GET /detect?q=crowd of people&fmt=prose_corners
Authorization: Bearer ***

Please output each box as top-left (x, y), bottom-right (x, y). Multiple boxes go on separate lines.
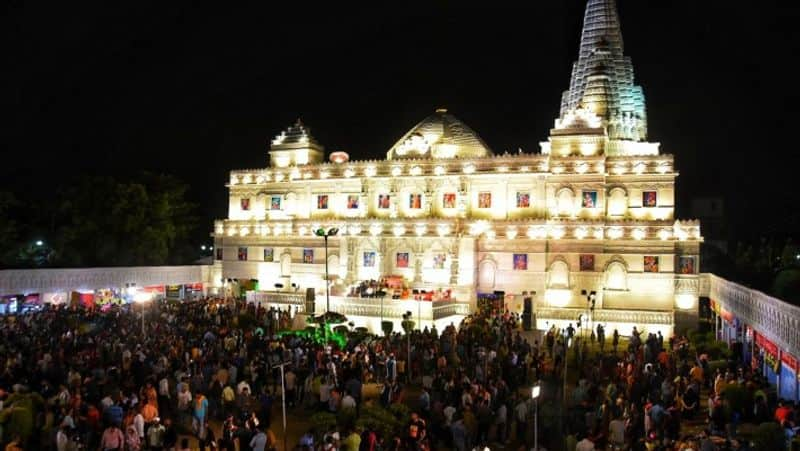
top-left (0, 295), bottom-right (794, 450)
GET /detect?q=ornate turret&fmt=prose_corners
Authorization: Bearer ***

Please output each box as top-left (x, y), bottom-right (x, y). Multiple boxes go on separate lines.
top-left (268, 119), bottom-right (325, 167)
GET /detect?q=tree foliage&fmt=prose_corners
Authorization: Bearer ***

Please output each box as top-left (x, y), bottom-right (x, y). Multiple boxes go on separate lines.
top-left (51, 173), bottom-right (197, 267)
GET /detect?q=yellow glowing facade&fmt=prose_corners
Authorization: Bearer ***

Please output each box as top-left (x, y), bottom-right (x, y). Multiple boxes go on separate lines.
top-left (212, 0), bottom-right (702, 334)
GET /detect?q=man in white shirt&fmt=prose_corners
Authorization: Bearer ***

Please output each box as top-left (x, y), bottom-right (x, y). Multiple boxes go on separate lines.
top-left (608, 416), bottom-right (625, 448)
top-left (576, 433), bottom-right (596, 451)
top-left (159, 375), bottom-right (171, 400)
top-left (56, 425), bottom-right (70, 451)
top-left (147, 417), bottom-right (166, 449)
top-left (443, 404), bottom-right (457, 426)
top-left (319, 379), bottom-right (332, 408)
top-left (341, 391), bottom-right (357, 410)
top-left (237, 379), bottom-right (251, 395)
top-left (133, 406), bottom-right (145, 441)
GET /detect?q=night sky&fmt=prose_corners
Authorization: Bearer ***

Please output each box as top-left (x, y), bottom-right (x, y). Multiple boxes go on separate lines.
top-left (5, 1), bottom-right (800, 240)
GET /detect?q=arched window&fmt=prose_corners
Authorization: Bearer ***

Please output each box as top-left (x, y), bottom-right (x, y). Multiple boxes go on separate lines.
top-left (547, 260), bottom-right (570, 289)
top-left (607, 187), bottom-right (627, 217)
top-left (327, 254), bottom-right (340, 278)
top-left (605, 261), bottom-right (628, 291)
top-left (280, 252), bottom-right (292, 277)
top-left (478, 259), bottom-right (496, 290)
top-left (556, 189), bottom-right (575, 217)
top-left (285, 192), bottom-right (297, 216)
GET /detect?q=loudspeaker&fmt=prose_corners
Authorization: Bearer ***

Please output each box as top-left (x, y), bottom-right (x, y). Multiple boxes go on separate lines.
top-left (522, 297), bottom-right (533, 330)
top-left (305, 287), bottom-right (316, 313)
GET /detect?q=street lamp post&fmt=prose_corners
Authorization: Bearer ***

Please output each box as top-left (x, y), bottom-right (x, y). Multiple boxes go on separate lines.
top-left (315, 228), bottom-right (340, 314)
top-left (563, 336), bottom-right (572, 406)
top-left (315, 227), bottom-right (339, 343)
top-left (274, 361), bottom-right (291, 451)
top-left (403, 311), bottom-right (412, 382)
top-left (133, 291), bottom-right (152, 335)
top-left (417, 297), bottom-right (421, 331)
top-left (532, 383), bottom-right (541, 451)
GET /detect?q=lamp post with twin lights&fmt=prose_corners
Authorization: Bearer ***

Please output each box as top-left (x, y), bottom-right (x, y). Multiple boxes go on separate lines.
top-left (315, 227), bottom-right (339, 314)
top-left (532, 383), bottom-right (541, 451)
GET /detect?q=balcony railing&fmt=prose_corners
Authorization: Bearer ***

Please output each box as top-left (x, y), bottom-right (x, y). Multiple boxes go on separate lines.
top-left (535, 306), bottom-right (673, 326)
top-left (245, 291), bottom-right (470, 320)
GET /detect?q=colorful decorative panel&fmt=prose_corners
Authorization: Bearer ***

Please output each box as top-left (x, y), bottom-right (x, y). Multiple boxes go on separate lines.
top-left (678, 256), bottom-right (695, 274)
top-left (643, 191), bottom-right (657, 207)
top-left (378, 194), bottom-right (391, 209)
top-left (581, 190), bottom-right (597, 208)
top-left (396, 252), bottom-right (409, 268)
top-left (303, 249), bottom-right (314, 264)
top-left (516, 192), bottom-right (530, 208)
top-left (579, 254), bottom-right (595, 271)
top-left (409, 194), bottom-right (422, 209)
top-left (478, 192), bottom-right (492, 208)
top-left (644, 256), bottom-right (659, 273)
top-left (443, 193), bottom-right (456, 209)
top-left (317, 195), bottom-right (329, 209)
top-left (513, 253), bottom-right (528, 270)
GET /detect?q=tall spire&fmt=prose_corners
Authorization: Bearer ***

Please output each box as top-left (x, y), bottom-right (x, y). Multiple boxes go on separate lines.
top-left (558, 0), bottom-right (647, 142)
top-left (578, 0), bottom-right (624, 59)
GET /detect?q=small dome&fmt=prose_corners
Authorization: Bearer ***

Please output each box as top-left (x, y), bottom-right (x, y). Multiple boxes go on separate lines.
top-left (387, 109), bottom-right (493, 160)
top-left (329, 151), bottom-right (349, 164)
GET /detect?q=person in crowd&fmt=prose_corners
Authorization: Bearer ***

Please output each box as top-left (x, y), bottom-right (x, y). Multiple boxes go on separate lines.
top-left (0, 294), bottom-right (781, 451)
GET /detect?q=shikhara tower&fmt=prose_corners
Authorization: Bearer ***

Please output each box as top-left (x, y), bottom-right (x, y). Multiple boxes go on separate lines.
top-left (563, 0), bottom-right (646, 141)
top-left (212, 0), bottom-right (702, 335)
top-left (544, 0), bottom-right (657, 157)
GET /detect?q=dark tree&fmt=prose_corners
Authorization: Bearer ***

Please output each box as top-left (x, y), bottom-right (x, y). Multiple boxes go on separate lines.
top-left (52, 173), bottom-right (198, 267)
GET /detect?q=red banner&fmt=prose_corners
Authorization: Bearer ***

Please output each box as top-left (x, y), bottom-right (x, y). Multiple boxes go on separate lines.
top-left (142, 285), bottom-right (165, 295)
top-left (79, 292), bottom-right (94, 308)
top-left (719, 307), bottom-right (734, 323)
top-left (755, 332), bottom-right (779, 358)
top-left (782, 353), bottom-right (798, 372)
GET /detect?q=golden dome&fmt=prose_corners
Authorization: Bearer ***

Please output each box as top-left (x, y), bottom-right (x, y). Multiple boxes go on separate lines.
top-left (387, 109), bottom-right (493, 160)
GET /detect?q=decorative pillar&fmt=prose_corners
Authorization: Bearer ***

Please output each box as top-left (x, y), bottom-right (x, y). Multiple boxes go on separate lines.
top-left (449, 238), bottom-right (459, 285)
top-left (413, 240), bottom-right (424, 284)
top-left (345, 238), bottom-right (357, 285)
top-left (378, 239), bottom-right (388, 279)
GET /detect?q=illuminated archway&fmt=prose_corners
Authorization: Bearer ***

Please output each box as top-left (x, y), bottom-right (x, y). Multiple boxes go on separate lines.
top-left (478, 257), bottom-right (496, 291)
top-left (556, 187), bottom-right (575, 217)
top-left (607, 187), bottom-right (627, 217)
top-left (547, 258), bottom-right (570, 289)
top-left (604, 257), bottom-right (628, 291)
